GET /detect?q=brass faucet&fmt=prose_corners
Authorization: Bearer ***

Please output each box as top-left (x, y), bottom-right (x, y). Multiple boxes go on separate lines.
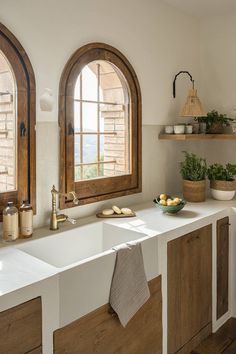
top-left (50, 185), bottom-right (79, 230)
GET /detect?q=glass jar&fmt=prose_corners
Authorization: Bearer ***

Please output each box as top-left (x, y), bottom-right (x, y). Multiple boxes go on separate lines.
top-left (19, 200), bottom-right (33, 238)
top-left (3, 202), bottom-right (19, 242)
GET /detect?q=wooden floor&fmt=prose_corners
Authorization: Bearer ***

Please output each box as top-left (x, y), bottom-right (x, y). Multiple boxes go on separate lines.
top-left (191, 318), bottom-right (236, 354)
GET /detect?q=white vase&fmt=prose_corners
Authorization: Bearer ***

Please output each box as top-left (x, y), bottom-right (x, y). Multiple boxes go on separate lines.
top-left (40, 88), bottom-right (54, 111)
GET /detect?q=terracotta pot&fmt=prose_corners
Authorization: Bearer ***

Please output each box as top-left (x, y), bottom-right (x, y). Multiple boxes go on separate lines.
top-left (183, 180), bottom-right (206, 202)
top-left (207, 122), bottom-right (224, 134)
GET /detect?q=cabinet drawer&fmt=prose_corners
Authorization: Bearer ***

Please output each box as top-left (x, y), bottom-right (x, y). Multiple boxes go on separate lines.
top-left (0, 297), bottom-right (42, 354)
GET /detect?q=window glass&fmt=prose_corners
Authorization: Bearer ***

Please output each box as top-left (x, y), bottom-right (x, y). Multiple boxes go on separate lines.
top-left (0, 51), bottom-right (17, 192)
top-left (74, 60), bottom-right (131, 181)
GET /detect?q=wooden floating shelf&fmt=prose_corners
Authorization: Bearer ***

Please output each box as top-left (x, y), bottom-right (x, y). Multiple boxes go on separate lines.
top-left (159, 133), bottom-right (236, 141)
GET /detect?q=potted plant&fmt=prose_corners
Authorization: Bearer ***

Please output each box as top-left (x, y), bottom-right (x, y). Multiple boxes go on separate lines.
top-left (194, 116), bottom-right (207, 133)
top-left (196, 110), bottom-right (235, 134)
top-left (207, 163), bottom-right (236, 200)
top-left (180, 151), bottom-right (207, 202)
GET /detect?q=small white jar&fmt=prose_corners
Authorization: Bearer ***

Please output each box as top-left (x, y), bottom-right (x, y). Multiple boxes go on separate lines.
top-left (174, 124), bottom-right (185, 134)
top-left (185, 125), bottom-right (193, 134)
top-left (164, 125), bottom-right (174, 134)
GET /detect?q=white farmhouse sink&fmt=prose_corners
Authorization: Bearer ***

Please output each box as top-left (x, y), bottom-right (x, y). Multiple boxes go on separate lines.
top-left (16, 220), bottom-right (158, 327)
top-left (16, 222), bottom-right (145, 268)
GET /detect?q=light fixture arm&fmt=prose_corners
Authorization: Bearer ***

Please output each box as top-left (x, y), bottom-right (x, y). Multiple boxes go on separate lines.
top-left (173, 71), bottom-right (195, 98)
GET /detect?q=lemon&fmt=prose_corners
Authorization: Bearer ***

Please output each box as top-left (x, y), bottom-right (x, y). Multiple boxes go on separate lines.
top-left (160, 194), bottom-right (167, 201)
top-left (173, 198), bottom-right (181, 205)
top-left (160, 199), bottom-right (167, 206)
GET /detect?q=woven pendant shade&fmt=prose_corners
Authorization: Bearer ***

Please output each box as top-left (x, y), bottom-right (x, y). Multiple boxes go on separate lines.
top-left (180, 89), bottom-right (206, 117)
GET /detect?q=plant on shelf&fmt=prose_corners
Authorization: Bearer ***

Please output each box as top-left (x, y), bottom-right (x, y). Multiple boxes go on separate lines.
top-left (180, 151), bottom-right (207, 202)
top-left (207, 163), bottom-right (236, 200)
top-left (195, 110), bottom-right (235, 134)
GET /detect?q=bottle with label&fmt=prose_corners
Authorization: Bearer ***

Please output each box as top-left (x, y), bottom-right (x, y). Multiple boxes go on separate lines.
top-left (3, 202), bottom-right (19, 242)
top-left (19, 200), bottom-right (33, 238)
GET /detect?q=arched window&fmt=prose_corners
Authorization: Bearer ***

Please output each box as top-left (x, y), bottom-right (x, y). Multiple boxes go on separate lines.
top-left (0, 23), bottom-right (36, 217)
top-left (59, 43), bottom-right (141, 207)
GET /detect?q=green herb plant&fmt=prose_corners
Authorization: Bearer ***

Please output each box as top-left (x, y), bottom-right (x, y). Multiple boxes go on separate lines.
top-left (180, 151), bottom-right (207, 181)
top-left (195, 110), bottom-right (235, 130)
top-left (207, 163), bottom-right (236, 181)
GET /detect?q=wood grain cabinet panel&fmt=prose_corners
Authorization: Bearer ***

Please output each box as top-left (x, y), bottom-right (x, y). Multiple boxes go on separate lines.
top-left (54, 276), bottom-right (162, 354)
top-left (167, 225), bottom-right (212, 354)
top-left (0, 297), bottom-right (42, 354)
top-left (27, 347), bottom-right (42, 354)
top-left (217, 217), bottom-right (230, 319)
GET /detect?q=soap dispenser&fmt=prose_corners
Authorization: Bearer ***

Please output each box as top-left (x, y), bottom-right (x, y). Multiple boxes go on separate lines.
top-left (3, 202), bottom-right (19, 241)
top-left (19, 200), bottom-right (33, 238)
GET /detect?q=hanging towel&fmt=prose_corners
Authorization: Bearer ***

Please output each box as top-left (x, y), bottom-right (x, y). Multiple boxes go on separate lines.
top-left (109, 242), bottom-right (150, 327)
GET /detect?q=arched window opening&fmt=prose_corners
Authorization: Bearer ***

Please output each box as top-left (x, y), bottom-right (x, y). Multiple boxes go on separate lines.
top-left (0, 23), bottom-right (36, 217)
top-left (59, 43), bottom-right (141, 207)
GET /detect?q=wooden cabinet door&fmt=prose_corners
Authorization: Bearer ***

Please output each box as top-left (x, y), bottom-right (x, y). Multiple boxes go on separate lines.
top-left (167, 225), bottom-right (212, 354)
top-left (54, 276), bottom-right (162, 354)
top-left (217, 217), bottom-right (230, 319)
top-left (0, 297), bottom-right (42, 354)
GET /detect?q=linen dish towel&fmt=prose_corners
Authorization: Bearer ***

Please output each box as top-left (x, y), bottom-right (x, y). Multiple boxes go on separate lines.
top-left (109, 241), bottom-right (150, 327)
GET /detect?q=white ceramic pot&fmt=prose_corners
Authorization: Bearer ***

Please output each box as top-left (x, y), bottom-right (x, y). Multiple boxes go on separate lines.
top-left (174, 124), bottom-right (185, 134)
top-left (210, 189), bottom-right (236, 201)
top-left (185, 125), bottom-right (193, 134)
top-left (165, 125), bottom-right (174, 134)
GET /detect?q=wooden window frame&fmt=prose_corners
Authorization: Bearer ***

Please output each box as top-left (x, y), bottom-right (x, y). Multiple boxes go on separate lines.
top-left (0, 23), bottom-right (36, 219)
top-left (59, 43), bottom-right (142, 208)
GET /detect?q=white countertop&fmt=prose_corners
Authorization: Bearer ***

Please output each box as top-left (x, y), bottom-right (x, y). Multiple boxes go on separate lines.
top-left (0, 199), bottom-right (235, 298)
top-left (0, 248), bottom-right (57, 297)
top-left (106, 199), bottom-right (236, 238)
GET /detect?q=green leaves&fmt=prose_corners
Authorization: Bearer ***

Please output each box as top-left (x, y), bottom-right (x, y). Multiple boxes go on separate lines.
top-left (207, 163), bottom-right (236, 181)
top-left (180, 151), bottom-right (207, 181)
top-left (196, 110), bottom-right (235, 128)
top-left (180, 152), bottom-right (236, 182)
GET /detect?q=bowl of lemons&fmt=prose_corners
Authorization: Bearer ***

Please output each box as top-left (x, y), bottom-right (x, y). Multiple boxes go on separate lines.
top-left (153, 194), bottom-right (186, 214)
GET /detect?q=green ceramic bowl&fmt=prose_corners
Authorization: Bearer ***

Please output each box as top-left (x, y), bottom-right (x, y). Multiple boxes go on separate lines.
top-left (153, 196), bottom-right (186, 214)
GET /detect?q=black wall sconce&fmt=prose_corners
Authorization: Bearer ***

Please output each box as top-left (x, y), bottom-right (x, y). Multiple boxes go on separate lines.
top-left (173, 71), bottom-right (194, 98)
top-left (172, 70), bottom-right (205, 117)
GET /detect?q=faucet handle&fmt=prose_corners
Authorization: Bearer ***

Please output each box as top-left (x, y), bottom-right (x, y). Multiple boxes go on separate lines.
top-left (67, 217), bottom-right (77, 225)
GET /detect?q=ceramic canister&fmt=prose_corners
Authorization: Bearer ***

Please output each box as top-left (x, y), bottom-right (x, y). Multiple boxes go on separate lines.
top-left (165, 125), bottom-right (174, 134)
top-left (174, 124), bottom-right (185, 134)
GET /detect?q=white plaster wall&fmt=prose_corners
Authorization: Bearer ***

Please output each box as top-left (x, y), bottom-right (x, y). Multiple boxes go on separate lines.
top-left (195, 15), bottom-right (236, 168)
top-left (199, 14), bottom-right (236, 115)
top-left (0, 0), bottom-right (200, 227)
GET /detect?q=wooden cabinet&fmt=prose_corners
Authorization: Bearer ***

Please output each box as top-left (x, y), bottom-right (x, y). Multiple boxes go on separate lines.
top-left (167, 225), bottom-right (212, 354)
top-left (217, 217), bottom-right (230, 319)
top-left (54, 276), bottom-right (162, 354)
top-left (0, 297), bottom-right (42, 354)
